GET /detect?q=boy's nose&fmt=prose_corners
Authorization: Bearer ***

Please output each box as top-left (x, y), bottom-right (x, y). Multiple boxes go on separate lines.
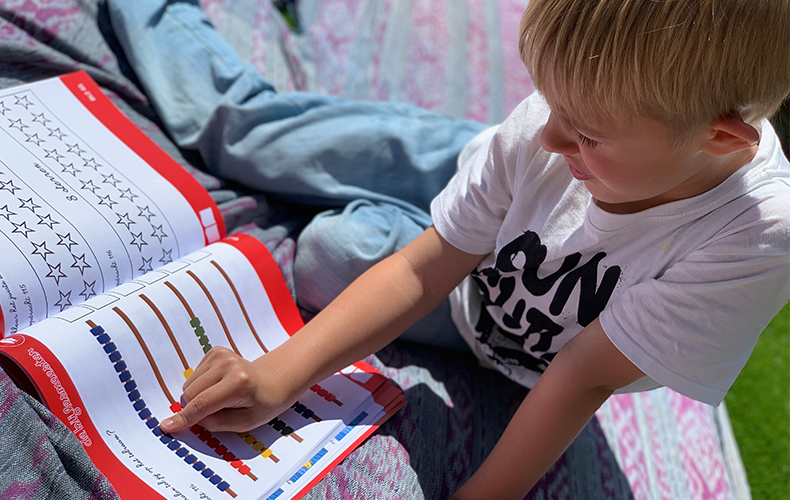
top-left (540, 114), bottom-right (579, 155)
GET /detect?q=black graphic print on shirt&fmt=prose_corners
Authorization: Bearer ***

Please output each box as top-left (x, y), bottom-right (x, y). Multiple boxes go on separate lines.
top-left (471, 230), bottom-right (621, 377)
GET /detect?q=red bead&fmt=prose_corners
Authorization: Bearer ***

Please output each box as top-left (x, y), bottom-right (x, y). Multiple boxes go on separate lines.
top-left (207, 438), bottom-right (220, 448)
top-left (310, 384), bottom-right (320, 392)
top-left (325, 393), bottom-right (336, 402)
top-left (215, 445), bottom-right (228, 456)
top-left (190, 425), bottom-right (203, 435)
top-left (317, 389), bottom-right (328, 397)
top-left (231, 460), bottom-right (243, 469)
top-left (222, 452), bottom-right (236, 462)
top-left (170, 402), bottom-right (183, 412)
top-left (198, 431), bottom-right (212, 442)
top-left (238, 465), bottom-right (251, 475)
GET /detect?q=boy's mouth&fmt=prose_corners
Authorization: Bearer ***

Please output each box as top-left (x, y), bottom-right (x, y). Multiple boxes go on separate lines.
top-left (564, 156), bottom-right (594, 181)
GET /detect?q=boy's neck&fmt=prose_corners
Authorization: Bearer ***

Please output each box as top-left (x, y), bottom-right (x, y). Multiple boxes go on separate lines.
top-left (595, 145), bottom-right (759, 215)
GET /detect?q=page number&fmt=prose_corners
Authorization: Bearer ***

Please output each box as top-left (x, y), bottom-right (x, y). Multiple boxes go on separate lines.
top-left (76, 83), bottom-right (97, 102)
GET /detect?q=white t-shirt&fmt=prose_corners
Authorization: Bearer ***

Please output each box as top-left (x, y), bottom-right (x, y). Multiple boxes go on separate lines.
top-left (430, 93), bottom-right (790, 406)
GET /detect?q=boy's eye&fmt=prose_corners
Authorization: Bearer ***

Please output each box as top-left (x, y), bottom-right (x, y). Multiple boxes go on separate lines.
top-left (576, 132), bottom-right (600, 149)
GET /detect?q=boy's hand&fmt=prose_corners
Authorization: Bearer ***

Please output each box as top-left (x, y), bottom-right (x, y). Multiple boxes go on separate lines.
top-left (160, 347), bottom-right (298, 434)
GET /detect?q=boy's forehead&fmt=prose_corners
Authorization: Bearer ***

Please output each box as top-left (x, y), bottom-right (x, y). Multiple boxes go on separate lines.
top-left (542, 93), bottom-right (622, 137)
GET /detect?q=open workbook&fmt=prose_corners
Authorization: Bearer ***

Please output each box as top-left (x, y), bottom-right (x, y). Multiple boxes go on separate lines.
top-left (0, 72), bottom-right (405, 500)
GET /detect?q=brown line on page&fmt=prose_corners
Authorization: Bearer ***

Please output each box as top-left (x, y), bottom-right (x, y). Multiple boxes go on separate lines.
top-left (210, 260), bottom-right (269, 354)
top-left (186, 270), bottom-right (241, 356)
top-left (110, 307), bottom-right (176, 405)
top-left (139, 293), bottom-right (190, 371)
top-left (164, 281), bottom-right (195, 318)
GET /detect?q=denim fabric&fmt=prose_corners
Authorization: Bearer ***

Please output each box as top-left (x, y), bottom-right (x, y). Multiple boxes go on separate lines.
top-left (107, 0), bottom-right (484, 350)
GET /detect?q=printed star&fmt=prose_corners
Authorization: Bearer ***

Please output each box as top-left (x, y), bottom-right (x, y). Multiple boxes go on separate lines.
top-left (8, 118), bottom-right (28, 132)
top-left (43, 148), bottom-right (65, 163)
top-left (24, 133), bottom-right (44, 146)
top-left (137, 205), bottom-right (155, 222)
top-left (80, 179), bottom-right (100, 194)
top-left (129, 232), bottom-right (147, 252)
top-left (159, 248), bottom-right (173, 264)
top-left (31, 112), bottom-right (51, 126)
top-left (11, 221), bottom-right (34, 238)
top-left (18, 197), bottom-right (42, 213)
top-left (66, 143), bottom-right (86, 156)
top-left (45, 262), bottom-right (67, 285)
top-left (0, 204), bottom-right (16, 220)
top-left (14, 95), bottom-right (32, 109)
top-left (56, 232), bottom-right (78, 251)
top-left (61, 163), bottom-right (80, 177)
top-left (47, 127), bottom-right (66, 140)
top-left (83, 157), bottom-right (101, 170)
top-left (0, 179), bottom-right (20, 194)
top-left (115, 212), bottom-right (135, 230)
top-left (97, 194), bottom-right (118, 209)
top-left (36, 213), bottom-right (59, 229)
top-left (118, 188), bottom-right (138, 202)
top-left (101, 173), bottom-right (121, 187)
top-left (79, 280), bottom-right (96, 300)
top-left (31, 241), bottom-right (54, 261)
top-left (150, 224), bottom-right (168, 243)
top-left (0, 101), bottom-right (9, 115)
top-left (138, 256), bottom-right (153, 274)
top-left (71, 253), bottom-right (91, 275)
top-left (54, 290), bottom-right (72, 312)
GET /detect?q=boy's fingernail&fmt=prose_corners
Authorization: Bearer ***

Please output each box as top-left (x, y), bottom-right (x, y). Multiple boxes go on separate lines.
top-left (161, 417), bottom-right (174, 431)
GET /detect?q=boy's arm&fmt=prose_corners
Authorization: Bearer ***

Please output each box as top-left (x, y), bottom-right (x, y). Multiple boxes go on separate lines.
top-left (452, 318), bottom-right (645, 500)
top-left (161, 226), bottom-right (486, 433)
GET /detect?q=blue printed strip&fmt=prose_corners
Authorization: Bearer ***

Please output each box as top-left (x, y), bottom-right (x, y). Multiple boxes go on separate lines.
top-left (265, 411), bottom-right (371, 500)
top-left (333, 411), bottom-right (369, 442)
top-left (89, 323), bottom-right (232, 496)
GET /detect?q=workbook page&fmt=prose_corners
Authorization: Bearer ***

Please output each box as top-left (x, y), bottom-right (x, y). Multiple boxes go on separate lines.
top-left (1, 237), bottom-right (380, 500)
top-left (0, 73), bottom-right (222, 336)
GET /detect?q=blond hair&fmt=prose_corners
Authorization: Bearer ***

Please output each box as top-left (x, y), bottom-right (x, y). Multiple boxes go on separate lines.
top-left (519, 0), bottom-right (790, 138)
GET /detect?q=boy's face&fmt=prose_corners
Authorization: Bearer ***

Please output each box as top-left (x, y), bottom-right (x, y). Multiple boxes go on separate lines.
top-left (539, 106), bottom-right (745, 214)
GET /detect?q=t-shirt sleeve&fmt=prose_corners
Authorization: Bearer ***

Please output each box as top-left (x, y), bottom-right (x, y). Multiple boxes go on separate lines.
top-left (600, 193), bottom-right (790, 406)
top-left (431, 94), bottom-right (549, 255)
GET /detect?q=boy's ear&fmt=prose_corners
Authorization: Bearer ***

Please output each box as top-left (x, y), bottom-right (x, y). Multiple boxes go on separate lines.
top-left (700, 115), bottom-right (760, 156)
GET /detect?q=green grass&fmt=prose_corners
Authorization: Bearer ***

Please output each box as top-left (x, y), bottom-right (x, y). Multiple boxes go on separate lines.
top-left (724, 302), bottom-right (790, 500)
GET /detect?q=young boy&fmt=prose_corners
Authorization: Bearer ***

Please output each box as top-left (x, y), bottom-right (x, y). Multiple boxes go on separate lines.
top-left (109, 0), bottom-right (790, 498)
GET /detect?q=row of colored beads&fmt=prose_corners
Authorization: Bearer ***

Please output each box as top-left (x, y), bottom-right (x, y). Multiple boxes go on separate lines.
top-left (89, 324), bottom-right (232, 495)
top-left (190, 317), bottom-right (212, 354)
top-left (290, 401), bottom-right (322, 422)
top-left (267, 417), bottom-right (297, 439)
top-left (310, 384), bottom-right (342, 406)
top-left (235, 431), bottom-right (276, 461)
top-left (169, 402), bottom-right (271, 474)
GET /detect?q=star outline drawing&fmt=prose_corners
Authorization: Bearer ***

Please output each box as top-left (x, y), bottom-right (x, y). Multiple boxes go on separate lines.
top-left (45, 262), bottom-right (67, 285)
top-left (54, 290), bottom-right (72, 312)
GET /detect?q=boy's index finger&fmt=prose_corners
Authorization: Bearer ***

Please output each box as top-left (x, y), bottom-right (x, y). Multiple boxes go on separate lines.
top-left (160, 384), bottom-right (228, 433)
